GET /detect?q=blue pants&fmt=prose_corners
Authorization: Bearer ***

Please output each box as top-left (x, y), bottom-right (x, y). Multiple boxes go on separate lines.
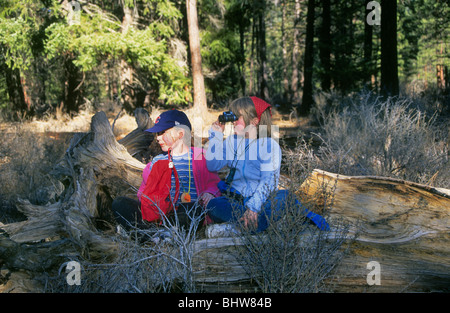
top-left (206, 189), bottom-right (330, 232)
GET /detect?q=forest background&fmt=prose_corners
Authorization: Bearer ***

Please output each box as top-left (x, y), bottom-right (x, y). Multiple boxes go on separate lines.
top-left (0, 0), bottom-right (448, 118)
top-left (0, 0), bottom-right (449, 216)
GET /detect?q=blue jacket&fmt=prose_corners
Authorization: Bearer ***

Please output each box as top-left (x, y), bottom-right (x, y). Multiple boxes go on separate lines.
top-left (206, 129), bottom-right (282, 214)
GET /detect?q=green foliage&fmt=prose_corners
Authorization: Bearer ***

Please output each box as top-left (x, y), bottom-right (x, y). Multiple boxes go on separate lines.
top-left (0, 0), bottom-right (448, 116)
top-left (0, 17), bottom-right (33, 71)
top-left (398, 0), bottom-right (450, 83)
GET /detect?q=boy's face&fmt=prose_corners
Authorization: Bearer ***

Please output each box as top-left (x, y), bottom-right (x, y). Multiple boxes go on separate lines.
top-left (156, 128), bottom-right (176, 152)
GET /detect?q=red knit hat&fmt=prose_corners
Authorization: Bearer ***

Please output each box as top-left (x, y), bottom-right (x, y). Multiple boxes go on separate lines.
top-left (250, 96), bottom-right (272, 122)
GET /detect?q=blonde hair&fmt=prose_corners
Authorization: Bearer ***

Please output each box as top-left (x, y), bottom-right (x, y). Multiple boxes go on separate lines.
top-left (229, 97), bottom-right (273, 138)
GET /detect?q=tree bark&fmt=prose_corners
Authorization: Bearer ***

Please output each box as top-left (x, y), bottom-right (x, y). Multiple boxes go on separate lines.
top-left (380, 0), bottom-right (399, 97)
top-left (319, 0), bottom-right (331, 91)
top-left (186, 0), bottom-right (207, 114)
top-left (257, 0), bottom-right (269, 100)
top-left (290, 0), bottom-right (302, 104)
top-left (193, 170), bottom-right (450, 292)
top-left (119, 5), bottom-right (136, 113)
top-left (364, 0), bottom-right (374, 89)
top-left (299, 0), bottom-right (315, 116)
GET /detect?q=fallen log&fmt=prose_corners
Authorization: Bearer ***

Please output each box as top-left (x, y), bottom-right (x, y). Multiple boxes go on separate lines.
top-left (1, 110), bottom-right (449, 293)
top-left (1, 110), bottom-right (154, 291)
top-left (299, 170), bottom-right (450, 292)
top-left (117, 107), bottom-right (160, 164)
top-left (190, 170), bottom-right (450, 293)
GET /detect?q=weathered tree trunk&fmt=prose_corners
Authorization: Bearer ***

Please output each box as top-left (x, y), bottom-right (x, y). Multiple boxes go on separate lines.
top-left (300, 169), bottom-right (450, 292)
top-left (192, 170), bottom-right (450, 292)
top-left (117, 107), bottom-right (160, 164)
top-left (256, 0), bottom-right (269, 101)
top-left (1, 110), bottom-right (150, 291)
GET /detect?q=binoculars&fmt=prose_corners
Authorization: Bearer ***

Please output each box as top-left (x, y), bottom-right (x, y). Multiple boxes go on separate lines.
top-left (218, 111), bottom-right (238, 123)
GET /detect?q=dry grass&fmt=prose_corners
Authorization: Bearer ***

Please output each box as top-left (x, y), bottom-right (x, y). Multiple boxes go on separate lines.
top-left (42, 204), bottom-right (208, 293)
top-left (312, 92), bottom-right (449, 188)
top-left (232, 184), bottom-right (353, 293)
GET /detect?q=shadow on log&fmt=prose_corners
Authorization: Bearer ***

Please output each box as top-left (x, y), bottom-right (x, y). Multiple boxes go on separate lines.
top-left (1, 111), bottom-right (449, 292)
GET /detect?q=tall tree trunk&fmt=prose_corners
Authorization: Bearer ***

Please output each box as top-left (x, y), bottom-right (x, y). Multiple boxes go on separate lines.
top-left (3, 62), bottom-right (27, 114)
top-left (319, 0), bottom-right (331, 92)
top-left (380, 0), bottom-right (399, 97)
top-left (257, 0), bottom-right (269, 100)
top-left (186, 0), bottom-right (207, 113)
top-left (120, 4), bottom-right (136, 113)
top-left (290, 0), bottom-right (301, 104)
top-left (300, 0), bottom-right (315, 116)
top-left (238, 16), bottom-right (247, 96)
top-left (364, 0), bottom-right (374, 89)
top-left (63, 54), bottom-right (82, 113)
top-left (281, 0), bottom-right (288, 102)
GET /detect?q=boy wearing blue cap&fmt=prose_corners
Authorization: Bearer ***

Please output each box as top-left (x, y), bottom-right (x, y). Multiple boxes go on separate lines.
top-left (112, 109), bottom-right (221, 232)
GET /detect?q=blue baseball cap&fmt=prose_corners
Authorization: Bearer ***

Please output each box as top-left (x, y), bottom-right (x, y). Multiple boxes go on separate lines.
top-left (145, 109), bottom-right (192, 133)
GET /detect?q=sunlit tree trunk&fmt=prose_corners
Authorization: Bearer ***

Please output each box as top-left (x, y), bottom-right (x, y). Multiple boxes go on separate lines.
top-left (120, 4), bottom-right (136, 112)
top-left (186, 0), bottom-right (207, 113)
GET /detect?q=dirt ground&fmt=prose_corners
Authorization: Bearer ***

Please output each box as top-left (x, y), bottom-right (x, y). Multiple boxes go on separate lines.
top-left (0, 106), bottom-right (310, 140)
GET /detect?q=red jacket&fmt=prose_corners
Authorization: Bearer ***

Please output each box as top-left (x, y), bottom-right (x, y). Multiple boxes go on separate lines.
top-left (138, 147), bottom-right (221, 202)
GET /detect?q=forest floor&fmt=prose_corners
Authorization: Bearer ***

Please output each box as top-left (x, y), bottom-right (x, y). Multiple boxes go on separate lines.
top-left (0, 106), bottom-right (308, 140)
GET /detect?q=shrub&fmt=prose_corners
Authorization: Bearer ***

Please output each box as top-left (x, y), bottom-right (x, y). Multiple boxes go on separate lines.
top-left (43, 203), bottom-right (206, 293)
top-left (0, 126), bottom-right (67, 223)
top-left (231, 181), bottom-right (352, 293)
top-left (313, 92), bottom-right (449, 188)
